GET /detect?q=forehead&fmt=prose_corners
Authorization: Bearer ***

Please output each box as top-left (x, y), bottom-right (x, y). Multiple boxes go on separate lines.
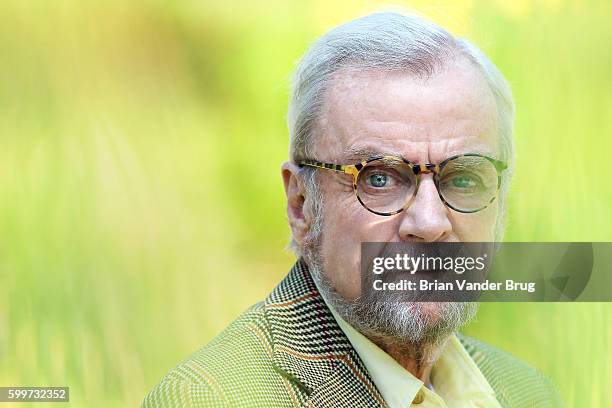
top-left (315, 57), bottom-right (500, 163)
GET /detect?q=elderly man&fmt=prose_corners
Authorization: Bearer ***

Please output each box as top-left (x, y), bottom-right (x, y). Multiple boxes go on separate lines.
top-left (143, 12), bottom-right (561, 407)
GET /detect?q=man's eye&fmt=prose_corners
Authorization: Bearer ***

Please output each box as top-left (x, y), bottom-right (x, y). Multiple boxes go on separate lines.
top-left (369, 173), bottom-right (389, 188)
top-left (451, 175), bottom-right (478, 189)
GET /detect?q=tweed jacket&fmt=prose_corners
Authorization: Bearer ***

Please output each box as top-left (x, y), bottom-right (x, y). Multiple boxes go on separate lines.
top-left (142, 260), bottom-right (563, 407)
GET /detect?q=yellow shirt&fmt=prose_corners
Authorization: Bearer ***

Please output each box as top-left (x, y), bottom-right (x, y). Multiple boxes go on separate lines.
top-left (324, 302), bottom-right (501, 407)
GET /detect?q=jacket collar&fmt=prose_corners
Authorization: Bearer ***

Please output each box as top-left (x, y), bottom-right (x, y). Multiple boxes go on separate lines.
top-left (264, 259), bottom-right (385, 406)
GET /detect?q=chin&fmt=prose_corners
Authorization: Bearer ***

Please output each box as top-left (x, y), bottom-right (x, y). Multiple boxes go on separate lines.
top-left (412, 302), bottom-right (446, 321)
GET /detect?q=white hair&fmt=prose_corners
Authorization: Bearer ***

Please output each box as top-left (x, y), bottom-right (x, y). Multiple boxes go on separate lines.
top-left (287, 11), bottom-right (515, 250)
top-left (288, 11), bottom-right (514, 166)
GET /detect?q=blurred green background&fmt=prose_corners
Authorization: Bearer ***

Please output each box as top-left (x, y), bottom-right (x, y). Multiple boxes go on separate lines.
top-left (1, 0), bottom-right (610, 406)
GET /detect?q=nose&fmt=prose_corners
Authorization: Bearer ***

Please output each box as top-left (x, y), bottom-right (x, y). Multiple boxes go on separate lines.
top-left (398, 175), bottom-right (452, 242)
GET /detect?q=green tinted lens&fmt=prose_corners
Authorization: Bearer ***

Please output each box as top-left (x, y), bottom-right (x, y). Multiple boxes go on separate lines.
top-left (438, 156), bottom-right (500, 212)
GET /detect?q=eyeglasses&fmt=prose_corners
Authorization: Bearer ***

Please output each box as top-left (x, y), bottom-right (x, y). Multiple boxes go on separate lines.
top-left (299, 154), bottom-right (507, 216)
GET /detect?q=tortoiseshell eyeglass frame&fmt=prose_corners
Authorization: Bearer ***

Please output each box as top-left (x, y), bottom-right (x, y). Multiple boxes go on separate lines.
top-left (298, 153), bottom-right (508, 216)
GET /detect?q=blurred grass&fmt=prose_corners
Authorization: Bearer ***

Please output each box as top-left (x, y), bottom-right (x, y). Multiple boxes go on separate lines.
top-left (0, 0), bottom-right (610, 406)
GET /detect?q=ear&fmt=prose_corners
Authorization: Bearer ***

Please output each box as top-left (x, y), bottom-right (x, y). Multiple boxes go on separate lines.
top-left (281, 161), bottom-right (310, 247)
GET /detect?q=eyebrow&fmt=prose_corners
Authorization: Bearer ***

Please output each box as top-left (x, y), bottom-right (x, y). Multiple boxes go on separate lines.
top-left (341, 145), bottom-right (500, 164)
top-left (341, 146), bottom-right (399, 163)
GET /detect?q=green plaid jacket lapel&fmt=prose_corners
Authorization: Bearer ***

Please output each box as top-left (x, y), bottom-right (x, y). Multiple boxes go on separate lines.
top-left (265, 259), bottom-right (386, 407)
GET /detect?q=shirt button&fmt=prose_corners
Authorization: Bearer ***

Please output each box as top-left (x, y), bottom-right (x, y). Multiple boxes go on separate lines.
top-left (412, 389), bottom-right (425, 404)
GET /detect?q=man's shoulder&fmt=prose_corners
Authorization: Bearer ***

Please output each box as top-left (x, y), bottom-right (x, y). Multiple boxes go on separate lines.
top-left (459, 334), bottom-right (564, 407)
top-left (142, 302), bottom-right (287, 408)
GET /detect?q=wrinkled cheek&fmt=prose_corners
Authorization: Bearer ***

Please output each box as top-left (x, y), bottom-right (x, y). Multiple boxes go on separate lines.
top-left (451, 203), bottom-right (499, 241)
top-left (319, 205), bottom-right (369, 300)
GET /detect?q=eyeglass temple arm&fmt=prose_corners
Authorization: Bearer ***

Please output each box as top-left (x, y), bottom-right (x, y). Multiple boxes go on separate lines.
top-left (298, 160), bottom-right (360, 176)
top-left (489, 158), bottom-right (508, 171)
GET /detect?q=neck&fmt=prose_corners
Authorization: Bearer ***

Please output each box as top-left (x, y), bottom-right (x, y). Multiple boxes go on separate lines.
top-left (370, 335), bottom-right (450, 385)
